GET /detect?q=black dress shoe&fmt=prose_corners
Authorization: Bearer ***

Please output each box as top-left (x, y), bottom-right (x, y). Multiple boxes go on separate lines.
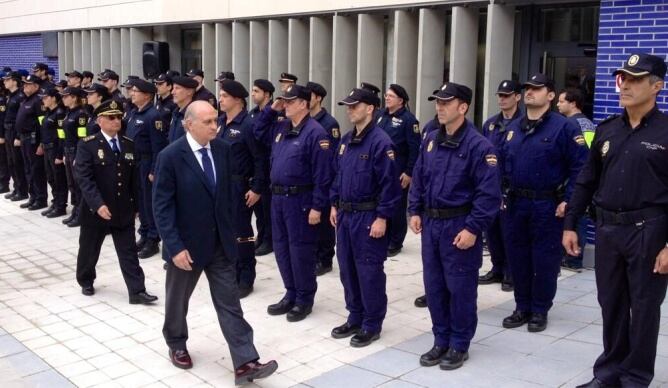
top-left (138, 240), bottom-right (159, 258)
top-left (267, 297), bottom-right (294, 315)
top-left (129, 291), bottom-right (158, 305)
top-left (169, 349), bottom-right (193, 369)
top-left (82, 286), bottom-right (95, 296)
top-left (238, 285), bottom-right (253, 299)
top-left (439, 348), bottom-right (469, 370)
top-left (46, 208), bottom-right (67, 218)
top-left (350, 329), bottom-right (380, 347)
top-left (62, 213), bottom-right (74, 224)
top-left (387, 246), bottom-right (402, 257)
top-left (255, 243), bottom-right (273, 256)
top-left (286, 304), bottom-right (312, 322)
top-left (414, 295), bottom-right (427, 308)
top-left (575, 378), bottom-right (618, 388)
top-left (4, 191), bottom-right (17, 199)
top-left (41, 205), bottom-right (55, 216)
top-left (136, 236), bottom-right (146, 251)
top-left (528, 313), bottom-right (548, 332)
top-left (501, 275), bottom-right (514, 292)
top-left (19, 200), bottom-right (35, 208)
top-left (502, 310), bottom-right (530, 328)
top-left (315, 262), bottom-right (332, 276)
top-left (420, 345), bottom-right (448, 366)
top-left (28, 202), bottom-right (48, 211)
top-left (331, 322), bottom-right (360, 339)
top-left (11, 193), bottom-right (28, 202)
top-left (478, 270), bottom-right (504, 284)
top-left (67, 218), bottom-right (81, 227)
top-left (234, 359), bottom-right (278, 385)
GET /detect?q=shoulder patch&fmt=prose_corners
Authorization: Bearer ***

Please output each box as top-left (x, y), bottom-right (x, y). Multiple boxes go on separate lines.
top-left (78, 117), bottom-right (87, 126)
top-left (319, 139), bottom-right (331, 150)
top-left (155, 120), bottom-right (163, 130)
top-left (122, 135), bottom-right (133, 142)
top-left (413, 123), bottom-right (420, 134)
top-left (597, 114), bottom-right (620, 127)
top-left (332, 128), bottom-right (340, 139)
top-left (339, 144), bottom-right (346, 155)
top-left (386, 150), bottom-right (395, 160)
top-left (275, 133), bottom-right (282, 143)
top-left (485, 154), bottom-right (498, 167)
top-left (427, 140), bottom-right (434, 152)
top-left (573, 135), bottom-right (586, 146)
top-left (506, 131), bottom-right (514, 142)
top-left (82, 135), bottom-right (96, 142)
top-left (0, 106), bottom-right (5, 112)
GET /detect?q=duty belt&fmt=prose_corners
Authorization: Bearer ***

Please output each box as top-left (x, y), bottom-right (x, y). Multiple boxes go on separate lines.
top-left (596, 206), bottom-right (666, 225)
top-left (425, 204), bottom-right (472, 219)
top-left (511, 188), bottom-right (559, 200)
top-left (337, 200), bottom-right (377, 212)
top-left (271, 184), bottom-right (313, 195)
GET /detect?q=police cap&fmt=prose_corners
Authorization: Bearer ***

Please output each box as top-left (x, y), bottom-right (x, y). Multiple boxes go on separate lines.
top-left (253, 79), bottom-right (275, 94)
top-left (277, 84), bottom-right (310, 101)
top-left (388, 83), bottom-right (409, 102)
top-left (65, 70), bottom-right (83, 79)
top-left (186, 68), bottom-right (204, 78)
top-left (82, 71), bottom-right (94, 79)
top-left (94, 99), bottom-right (124, 117)
top-left (130, 78), bottom-right (157, 94)
top-left (428, 82), bottom-right (473, 105)
top-left (279, 72), bottom-right (298, 83)
top-left (220, 79), bottom-right (249, 99)
top-left (306, 81), bottom-right (327, 98)
top-left (172, 76), bottom-right (198, 89)
top-left (32, 63), bottom-right (48, 71)
top-left (523, 73), bottom-right (555, 92)
top-left (98, 69), bottom-right (119, 81)
top-left (496, 80), bottom-right (522, 95)
top-left (613, 53), bottom-right (667, 79)
top-left (338, 88), bottom-right (381, 107)
top-left (84, 83), bottom-right (111, 100)
top-left (216, 71), bottom-right (235, 82)
top-left (60, 87), bottom-right (86, 98)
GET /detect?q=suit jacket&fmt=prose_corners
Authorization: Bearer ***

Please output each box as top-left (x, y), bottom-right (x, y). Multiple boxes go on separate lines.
top-left (152, 135), bottom-right (237, 268)
top-left (75, 132), bottom-right (140, 227)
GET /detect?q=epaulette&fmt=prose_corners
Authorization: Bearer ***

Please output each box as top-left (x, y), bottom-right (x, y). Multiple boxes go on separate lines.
top-left (82, 135), bottom-right (96, 142)
top-left (597, 114), bottom-right (620, 127)
top-left (122, 135), bottom-right (134, 142)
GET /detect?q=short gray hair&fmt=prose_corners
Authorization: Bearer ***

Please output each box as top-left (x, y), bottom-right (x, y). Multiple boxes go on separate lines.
top-left (649, 75), bottom-right (664, 85)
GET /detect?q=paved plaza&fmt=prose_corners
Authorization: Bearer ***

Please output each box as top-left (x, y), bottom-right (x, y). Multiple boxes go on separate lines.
top-left (0, 198), bottom-right (666, 388)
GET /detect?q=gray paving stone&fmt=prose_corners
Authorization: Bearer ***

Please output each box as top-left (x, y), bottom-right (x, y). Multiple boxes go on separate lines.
top-left (352, 348), bottom-right (419, 378)
top-left (493, 354), bottom-right (590, 387)
top-left (654, 355), bottom-right (668, 383)
top-left (471, 322), bottom-right (504, 343)
top-left (550, 303), bottom-right (601, 324)
top-left (658, 335), bottom-right (668, 358)
top-left (376, 379), bottom-right (424, 388)
top-left (531, 338), bottom-right (602, 365)
top-left (478, 329), bottom-right (556, 355)
top-left (22, 369), bottom-right (73, 388)
top-left (303, 365), bottom-right (391, 388)
top-left (553, 287), bottom-right (590, 304)
top-left (400, 361), bottom-right (543, 388)
top-left (392, 333), bottom-right (433, 355)
top-left (1, 351), bottom-right (51, 377)
top-left (557, 277), bottom-right (598, 293)
top-left (477, 308), bottom-right (511, 326)
top-left (565, 324), bottom-right (604, 345)
top-left (0, 334), bottom-right (28, 358)
top-left (533, 318), bottom-right (589, 339)
top-left (569, 293), bottom-right (600, 308)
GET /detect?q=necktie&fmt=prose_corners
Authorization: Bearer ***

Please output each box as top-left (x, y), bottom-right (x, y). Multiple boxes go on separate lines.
top-left (110, 138), bottom-right (120, 155)
top-left (198, 148), bottom-right (216, 190)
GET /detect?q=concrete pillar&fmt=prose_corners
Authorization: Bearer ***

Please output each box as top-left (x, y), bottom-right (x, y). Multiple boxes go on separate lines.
top-left (215, 23), bottom-right (233, 78)
top-left (450, 6), bottom-right (479, 118)
top-left (391, 10), bottom-right (419, 103)
top-left (268, 20), bottom-right (288, 85)
top-left (130, 27), bottom-right (150, 79)
top-left (483, 4), bottom-right (515, 119)
top-left (232, 21), bottom-right (250, 88)
top-left (57, 32), bottom-right (66, 79)
top-left (63, 31), bottom-right (73, 76)
top-left (288, 18), bottom-right (309, 83)
top-left (356, 14), bottom-right (384, 89)
top-left (73, 31), bottom-right (82, 71)
top-left (332, 15), bottom-right (357, 129)
top-left (110, 29), bottom-right (121, 77)
top-left (309, 16), bottom-right (332, 95)
top-left (81, 30), bottom-right (91, 72)
top-left (250, 21), bottom-right (269, 84)
top-left (201, 23), bottom-right (216, 92)
top-left (100, 29), bottom-right (111, 72)
top-left (90, 30), bottom-right (101, 74)
top-left (120, 28), bottom-right (131, 81)
top-left (416, 8), bottom-right (446, 125)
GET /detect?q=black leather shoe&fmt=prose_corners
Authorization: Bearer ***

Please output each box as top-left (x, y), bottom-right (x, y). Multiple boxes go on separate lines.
top-left (169, 349), bottom-right (193, 369)
top-left (478, 270), bottom-right (503, 284)
top-left (41, 205), bottom-right (55, 216)
top-left (62, 213), bottom-right (74, 224)
top-left (575, 378), bottom-right (618, 388)
top-left (414, 295), bottom-right (427, 308)
top-left (315, 262), bottom-right (332, 276)
top-left (129, 291), bottom-right (158, 305)
top-left (136, 236), bottom-right (146, 251)
top-left (234, 359), bottom-right (278, 385)
top-left (4, 191), bottom-right (17, 199)
top-left (350, 329), bottom-right (380, 347)
top-left (238, 285), bottom-right (253, 299)
top-left (46, 208), bottom-right (67, 218)
top-left (19, 199), bottom-right (35, 208)
top-left (255, 243), bottom-right (273, 256)
top-left (331, 322), bottom-right (360, 339)
top-left (267, 297), bottom-right (294, 315)
top-left (501, 275), bottom-right (514, 292)
top-left (82, 286), bottom-right (95, 296)
top-left (67, 218), bottom-right (81, 227)
top-left (420, 345), bottom-right (448, 366)
top-left (528, 313), bottom-right (548, 332)
top-left (439, 348), bottom-right (469, 370)
top-left (28, 201), bottom-right (48, 211)
top-left (286, 304), bottom-right (312, 322)
top-left (387, 246), bottom-right (402, 257)
top-left (11, 193), bottom-right (28, 202)
top-left (502, 310), bottom-right (530, 328)
top-left (138, 239), bottom-right (159, 258)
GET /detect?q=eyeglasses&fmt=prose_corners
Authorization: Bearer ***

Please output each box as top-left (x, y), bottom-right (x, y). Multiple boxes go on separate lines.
top-left (104, 115), bottom-right (123, 121)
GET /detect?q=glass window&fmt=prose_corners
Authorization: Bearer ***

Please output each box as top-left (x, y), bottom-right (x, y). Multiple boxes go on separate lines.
top-left (539, 6), bottom-right (599, 43)
top-left (181, 28), bottom-right (202, 73)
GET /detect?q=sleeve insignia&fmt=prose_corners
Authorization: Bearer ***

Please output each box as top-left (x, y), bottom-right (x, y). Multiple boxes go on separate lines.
top-left (506, 131), bottom-right (514, 142)
top-left (413, 123), bottom-right (420, 134)
top-left (57, 120), bottom-right (64, 127)
top-left (485, 154), bottom-right (498, 167)
top-left (489, 124), bottom-right (495, 131)
top-left (332, 128), bottom-right (340, 139)
top-left (79, 117), bottom-right (87, 126)
top-left (319, 139), bottom-right (331, 150)
top-left (601, 140), bottom-right (610, 156)
top-left (275, 133), bottom-right (282, 143)
top-left (386, 150), bottom-right (395, 160)
top-left (573, 135), bottom-right (586, 146)
top-left (83, 135), bottom-right (96, 142)
top-left (339, 144), bottom-right (346, 155)
top-left (427, 140), bottom-right (434, 152)
top-left (155, 121), bottom-right (163, 130)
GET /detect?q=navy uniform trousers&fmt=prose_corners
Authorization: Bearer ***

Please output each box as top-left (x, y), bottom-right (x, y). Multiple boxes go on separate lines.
top-left (232, 179), bottom-right (257, 287)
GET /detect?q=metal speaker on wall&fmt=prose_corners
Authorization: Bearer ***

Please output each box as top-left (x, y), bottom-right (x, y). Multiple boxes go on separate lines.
top-left (142, 41), bottom-right (169, 79)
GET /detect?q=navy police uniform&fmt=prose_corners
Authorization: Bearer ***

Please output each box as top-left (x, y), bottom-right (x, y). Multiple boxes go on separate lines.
top-left (3, 76), bottom-right (28, 197)
top-left (0, 86), bottom-right (10, 190)
top-left (61, 88), bottom-right (89, 224)
top-left (38, 91), bottom-right (67, 213)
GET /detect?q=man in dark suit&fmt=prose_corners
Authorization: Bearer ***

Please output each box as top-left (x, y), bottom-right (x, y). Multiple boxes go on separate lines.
top-left (74, 99), bottom-right (158, 304)
top-left (153, 101), bottom-right (277, 385)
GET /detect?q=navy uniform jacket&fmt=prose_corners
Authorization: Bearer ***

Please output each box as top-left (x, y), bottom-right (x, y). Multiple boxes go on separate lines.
top-left (86, 111), bottom-right (100, 135)
top-left (168, 103), bottom-right (190, 143)
top-left (376, 106), bottom-right (421, 176)
top-left (111, 89), bottom-right (125, 106)
top-left (152, 136), bottom-right (237, 268)
top-left (421, 116), bottom-right (439, 140)
top-left (193, 86), bottom-right (217, 109)
top-left (156, 95), bottom-right (178, 124)
top-left (14, 92), bottom-right (43, 142)
top-left (482, 108), bottom-right (523, 150)
top-left (565, 107), bottom-right (668, 231)
top-left (408, 120), bottom-right (501, 237)
top-left (218, 109), bottom-right (268, 194)
top-left (0, 94), bottom-right (6, 138)
top-left (253, 106), bottom-right (334, 211)
top-left (75, 133), bottom-right (139, 227)
top-left (313, 108), bottom-right (341, 150)
top-left (62, 106), bottom-right (89, 149)
top-left (125, 103), bottom-right (169, 173)
top-left (3, 90), bottom-right (25, 139)
top-left (501, 111), bottom-right (588, 202)
top-left (40, 106), bottom-right (66, 156)
top-left (330, 122), bottom-right (401, 220)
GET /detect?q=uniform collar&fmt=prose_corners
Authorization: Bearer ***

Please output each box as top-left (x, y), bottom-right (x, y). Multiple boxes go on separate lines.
top-left (520, 109), bottom-right (551, 135)
top-left (436, 119), bottom-right (469, 148)
top-left (621, 105), bottom-right (660, 130)
top-left (350, 120), bottom-right (375, 144)
top-left (286, 114), bottom-right (310, 137)
top-left (494, 106), bottom-right (522, 128)
top-left (312, 107), bottom-right (329, 122)
top-left (385, 106), bottom-right (406, 117)
top-left (225, 108), bottom-right (248, 126)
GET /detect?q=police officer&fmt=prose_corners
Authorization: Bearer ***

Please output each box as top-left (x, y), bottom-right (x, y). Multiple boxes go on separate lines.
top-left (278, 72), bottom-right (297, 93)
top-left (98, 69), bottom-right (125, 104)
top-left (168, 76), bottom-right (197, 143)
top-left (84, 83), bottom-right (111, 135)
top-left (564, 53), bottom-right (668, 388)
top-left (15, 74), bottom-right (48, 210)
top-left (329, 86), bottom-right (401, 347)
top-left (75, 99), bottom-right (158, 305)
top-left (3, 71), bottom-right (28, 202)
top-left (32, 63), bottom-right (54, 90)
top-left (249, 78), bottom-right (275, 256)
top-left (478, 80), bottom-right (523, 292)
top-left (0, 75), bottom-right (10, 194)
top-left (81, 71), bottom-right (94, 89)
top-left (154, 73), bottom-right (178, 124)
top-left (60, 87), bottom-right (89, 227)
top-left (216, 71), bottom-right (235, 84)
top-left (55, 80), bottom-right (67, 93)
top-left (500, 73), bottom-right (587, 332)
top-left (218, 79), bottom-right (268, 298)
top-left (408, 83), bottom-right (501, 370)
top-left (38, 88), bottom-right (67, 217)
top-left (187, 69), bottom-right (217, 108)
top-left (253, 84), bottom-right (334, 322)
top-left (125, 79), bottom-right (169, 258)
top-left (307, 81), bottom-right (340, 276)
top-left (66, 71), bottom-right (83, 88)
top-left (122, 76), bottom-right (139, 114)
top-left (376, 83), bottom-right (420, 257)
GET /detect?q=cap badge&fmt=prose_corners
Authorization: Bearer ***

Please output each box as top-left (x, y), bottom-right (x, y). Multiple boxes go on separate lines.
top-left (503, 82), bottom-right (508, 87)
top-left (441, 84), bottom-right (447, 91)
top-left (628, 55), bottom-right (640, 66)
top-left (110, 101), bottom-right (118, 109)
